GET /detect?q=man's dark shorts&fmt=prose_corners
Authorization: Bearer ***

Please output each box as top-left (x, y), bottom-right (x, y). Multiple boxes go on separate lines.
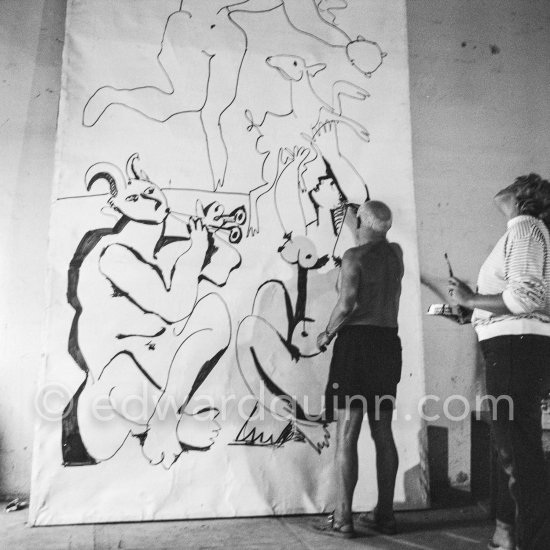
top-left (325, 325), bottom-right (402, 414)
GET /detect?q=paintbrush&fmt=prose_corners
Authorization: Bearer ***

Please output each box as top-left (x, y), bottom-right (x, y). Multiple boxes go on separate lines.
top-left (444, 252), bottom-right (454, 278)
top-left (444, 252), bottom-right (471, 324)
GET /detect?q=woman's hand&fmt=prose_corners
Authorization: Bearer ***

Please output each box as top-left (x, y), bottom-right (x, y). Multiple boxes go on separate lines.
top-left (447, 276), bottom-right (475, 308)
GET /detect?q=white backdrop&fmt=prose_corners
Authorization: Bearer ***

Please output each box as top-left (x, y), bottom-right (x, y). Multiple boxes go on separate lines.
top-left (29, 0), bottom-right (427, 525)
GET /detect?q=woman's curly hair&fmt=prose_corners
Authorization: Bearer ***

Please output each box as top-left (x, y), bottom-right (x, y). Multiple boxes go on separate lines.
top-left (499, 173), bottom-right (550, 228)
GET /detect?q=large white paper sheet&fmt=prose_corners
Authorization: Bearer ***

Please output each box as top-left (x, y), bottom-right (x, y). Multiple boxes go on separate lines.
top-left (30, 0), bottom-right (427, 525)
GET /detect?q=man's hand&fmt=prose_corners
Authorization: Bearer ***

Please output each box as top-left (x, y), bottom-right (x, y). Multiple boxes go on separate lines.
top-left (317, 330), bottom-right (333, 351)
top-left (448, 276), bottom-right (475, 308)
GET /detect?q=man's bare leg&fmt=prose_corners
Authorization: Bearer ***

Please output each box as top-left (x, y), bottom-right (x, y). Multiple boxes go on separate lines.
top-left (333, 407), bottom-right (363, 526)
top-left (367, 408), bottom-right (398, 520)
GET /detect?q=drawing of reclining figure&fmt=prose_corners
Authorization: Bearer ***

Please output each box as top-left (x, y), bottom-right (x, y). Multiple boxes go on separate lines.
top-left (63, 154), bottom-right (241, 469)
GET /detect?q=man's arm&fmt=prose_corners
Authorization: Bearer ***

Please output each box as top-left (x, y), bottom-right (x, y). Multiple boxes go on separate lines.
top-left (317, 250), bottom-right (359, 348)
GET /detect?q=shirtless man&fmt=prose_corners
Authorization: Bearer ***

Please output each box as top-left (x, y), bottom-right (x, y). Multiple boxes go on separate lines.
top-left (315, 201), bottom-right (404, 538)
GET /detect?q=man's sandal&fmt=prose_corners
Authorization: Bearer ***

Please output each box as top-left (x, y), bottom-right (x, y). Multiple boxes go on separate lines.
top-left (356, 511), bottom-right (397, 535)
top-left (312, 514), bottom-right (356, 539)
top-left (487, 519), bottom-right (515, 550)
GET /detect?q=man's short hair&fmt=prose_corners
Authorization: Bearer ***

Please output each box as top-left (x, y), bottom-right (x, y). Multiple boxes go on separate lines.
top-left (357, 201), bottom-right (392, 233)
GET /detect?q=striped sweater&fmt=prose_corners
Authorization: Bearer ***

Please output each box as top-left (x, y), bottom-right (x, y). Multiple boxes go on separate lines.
top-left (473, 215), bottom-right (550, 341)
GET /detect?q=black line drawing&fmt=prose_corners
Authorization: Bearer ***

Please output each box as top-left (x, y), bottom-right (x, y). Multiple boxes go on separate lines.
top-left (233, 1), bottom-right (387, 78)
top-left (71, 0), bottom-right (387, 463)
top-left (170, 200), bottom-right (248, 244)
top-left (62, 153), bottom-right (241, 469)
top-left (229, 401), bottom-right (299, 447)
top-left (245, 54), bottom-right (370, 235)
top-left (234, 234), bottom-right (339, 453)
top-left (81, 0), bottom-right (385, 190)
top-left (316, 0), bottom-right (347, 25)
top-left (242, 138), bottom-right (363, 268)
top-left (82, 2), bottom-right (249, 190)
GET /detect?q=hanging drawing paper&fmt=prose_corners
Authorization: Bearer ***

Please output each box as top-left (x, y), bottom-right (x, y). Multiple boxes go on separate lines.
top-left (30, 0), bottom-right (427, 525)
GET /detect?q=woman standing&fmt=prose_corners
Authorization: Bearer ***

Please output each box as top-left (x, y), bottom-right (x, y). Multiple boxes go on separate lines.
top-left (449, 173), bottom-right (550, 550)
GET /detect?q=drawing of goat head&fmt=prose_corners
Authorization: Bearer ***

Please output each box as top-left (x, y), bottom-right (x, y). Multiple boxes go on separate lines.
top-left (85, 153), bottom-right (169, 225)
top-left (266, 55), bottom-right (326, 82)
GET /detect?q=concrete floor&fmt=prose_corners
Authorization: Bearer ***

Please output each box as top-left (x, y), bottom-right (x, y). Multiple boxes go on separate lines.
top-left (0, 504), bottom-right (495, 549)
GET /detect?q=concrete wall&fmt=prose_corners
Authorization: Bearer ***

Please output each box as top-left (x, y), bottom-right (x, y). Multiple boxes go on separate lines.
top-left (1, 0), bottom-right (66, 498)
top-left (409, 0), bottom-right (550, 489)
top-left (1, 0), bottom-right (549, 498)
